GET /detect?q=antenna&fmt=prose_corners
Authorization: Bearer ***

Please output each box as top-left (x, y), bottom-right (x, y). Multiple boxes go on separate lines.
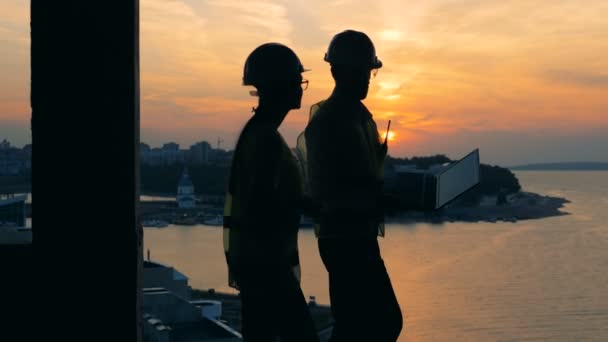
top-left (384, 120), bottom-right (391, 145)
top-left (217, 137), bottom-right (224, 150)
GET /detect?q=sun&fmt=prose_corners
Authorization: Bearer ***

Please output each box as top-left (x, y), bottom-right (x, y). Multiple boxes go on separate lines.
top-left (381, 131), bottom-right (396, 142)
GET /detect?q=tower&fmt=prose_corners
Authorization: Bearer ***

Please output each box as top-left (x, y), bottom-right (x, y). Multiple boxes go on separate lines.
top-left (177, 168), bottom-right (195, 209)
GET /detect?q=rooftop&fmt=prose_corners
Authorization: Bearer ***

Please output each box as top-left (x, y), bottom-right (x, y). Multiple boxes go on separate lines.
top-left (0, 194), bottom-right (28, 207)
top-left (169, 319), bottom-right (241, 342)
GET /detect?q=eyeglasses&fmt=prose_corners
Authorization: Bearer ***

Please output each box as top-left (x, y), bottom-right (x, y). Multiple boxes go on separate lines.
top-left (301, 79), bottom-right (309, 90)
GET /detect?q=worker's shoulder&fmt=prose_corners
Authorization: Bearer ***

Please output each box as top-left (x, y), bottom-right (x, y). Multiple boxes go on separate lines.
top-left (308, 100), bottom-right (342, 126)
top-left (243, 117), bottom-right (276, 135)
top-left (241, 119), bottom-right (281, 149)
top-left (309, 99), bottom-right (327, 113)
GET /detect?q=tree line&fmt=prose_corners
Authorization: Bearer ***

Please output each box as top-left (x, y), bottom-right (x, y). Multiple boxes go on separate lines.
top-left (141, 155), bottom-right (522, 205)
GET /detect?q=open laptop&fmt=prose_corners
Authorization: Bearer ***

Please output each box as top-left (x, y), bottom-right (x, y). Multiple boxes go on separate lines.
top-left (434, 149), bottom-right (480, 209)
top-left (390, 149), bottom-right (481, 210)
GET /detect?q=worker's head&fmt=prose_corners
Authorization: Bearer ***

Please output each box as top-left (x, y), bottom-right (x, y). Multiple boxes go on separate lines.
top-left (325, 30), bottom-right (382, 100)
top-left (243, 43), bottom-right (309, 110)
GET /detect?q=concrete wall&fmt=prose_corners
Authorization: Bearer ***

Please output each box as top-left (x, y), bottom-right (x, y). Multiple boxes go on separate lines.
top-left (143, 290), bottom-right (201, 324)
top-left (144, 266), bottom-right (189, 300)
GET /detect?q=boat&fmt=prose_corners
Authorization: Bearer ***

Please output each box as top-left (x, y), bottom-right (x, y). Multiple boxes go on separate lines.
top-left (203, 215), bottom-right (223, 226)
top-left (142, 219), bottom-right (169, 228)
top-left (173, 215), bottom-right (197, 226)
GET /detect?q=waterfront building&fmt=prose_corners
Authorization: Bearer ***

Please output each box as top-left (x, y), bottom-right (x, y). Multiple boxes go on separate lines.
top-left (161, 143), bottom-right (186, 165)
top-left (177, 169), bottom-right (196, 209)
top-left (142, 259), bottom-right (241, 341)
top-left (0, 194), bottom-right (31, 244)
top-left (188, 141), bottom-right (212, 165)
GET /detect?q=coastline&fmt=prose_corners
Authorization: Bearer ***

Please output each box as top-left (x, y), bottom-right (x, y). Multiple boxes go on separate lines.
top-left (139, 190), bottom-right (570, 226)
top-left (386, 191), bottom-right (569, 224)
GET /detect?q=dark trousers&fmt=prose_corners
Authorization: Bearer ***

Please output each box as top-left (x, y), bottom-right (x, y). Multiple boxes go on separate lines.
top-left (235, 264), bottom-right (320, 342)
top-left (318, 237), bottom-right (403, 342)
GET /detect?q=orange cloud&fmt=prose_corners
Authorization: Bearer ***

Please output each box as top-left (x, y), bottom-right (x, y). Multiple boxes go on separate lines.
top-left (2, 0), bottom-right (608, 163)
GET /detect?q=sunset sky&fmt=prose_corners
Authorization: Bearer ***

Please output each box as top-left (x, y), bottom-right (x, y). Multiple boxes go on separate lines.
top-left (1, 0), bottom-right (607, 166)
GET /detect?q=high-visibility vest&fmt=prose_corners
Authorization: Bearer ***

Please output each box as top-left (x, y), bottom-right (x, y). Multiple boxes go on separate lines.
top-left (296, 99), bottom-right (386, 238)
top-left (223, 125), bottom-right (302, 290)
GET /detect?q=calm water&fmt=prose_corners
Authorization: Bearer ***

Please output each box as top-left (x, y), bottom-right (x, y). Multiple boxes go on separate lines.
top-left (144, 171), bottom-right (608, 341)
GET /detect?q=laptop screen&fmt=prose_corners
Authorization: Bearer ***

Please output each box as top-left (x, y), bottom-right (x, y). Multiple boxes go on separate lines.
top-left (436, 149), bottom-right (480, 208)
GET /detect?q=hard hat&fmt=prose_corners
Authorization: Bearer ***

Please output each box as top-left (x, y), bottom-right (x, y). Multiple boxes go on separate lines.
top-left (324, 30), bottom-right (382, 69)
top-left (243, 43), bottom-right (309, 87)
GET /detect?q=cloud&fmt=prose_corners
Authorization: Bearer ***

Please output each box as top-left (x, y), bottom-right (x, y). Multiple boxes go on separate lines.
top-left (141, 0), bottom-right (209, 70)
top-left (172, 96), bottom-right (254, 116)
top-left (205, 0), bottom-right (292, 43)
top-left (384, 126), bottom-right (608, 166)
top-left (425, 128), bottom-right (608, 166)
top-left (545, 70), bottom-right (608, 87)
top-left (2, 0), bottom-right (608, 165)
top-left (0, 0), bottom-right (28, 28)
top-left (0, 0), bottom-right (30, 134)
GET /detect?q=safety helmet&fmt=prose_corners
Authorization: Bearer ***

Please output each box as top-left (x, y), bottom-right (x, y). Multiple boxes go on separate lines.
top-left (324, 30), bottom-right (382, 69)
top-left (243, 43), bottom-right (309, 87)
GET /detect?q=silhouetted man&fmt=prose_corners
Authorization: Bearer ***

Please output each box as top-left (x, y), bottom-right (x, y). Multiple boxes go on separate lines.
top-left (224, 43), bottom-right (319, 342)
top-left (304, 30), bottom-right (403, 341)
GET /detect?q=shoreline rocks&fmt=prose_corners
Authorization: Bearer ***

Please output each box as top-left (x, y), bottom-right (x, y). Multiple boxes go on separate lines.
top-left (386, 191), bottom-right (570, 224)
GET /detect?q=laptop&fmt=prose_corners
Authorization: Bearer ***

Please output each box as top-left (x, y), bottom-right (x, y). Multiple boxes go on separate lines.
top-left (390, 149), bottom-right (481, 210)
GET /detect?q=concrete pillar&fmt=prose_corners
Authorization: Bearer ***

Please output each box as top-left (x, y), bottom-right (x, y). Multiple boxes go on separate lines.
top-left (31, 1), bottom-right (141, 341)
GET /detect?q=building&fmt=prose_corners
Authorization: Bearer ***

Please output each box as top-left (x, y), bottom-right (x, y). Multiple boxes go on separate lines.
top-left (162, 142), bottom-right (179, 151)
top-left (140, 140), bottom-right (233, 167)
top-left (0, 139), bottom-right (10, 150)
top-left (142, 259), bottom-right (241, 342)
top-left (140, 142), bottom-right (151, 152)
top-left (141, 142), bottom-right (187, 166)
top-left (143, 259), bottom-right (190, 300)
top-left (212, 149), bottom-right (234, 167)
top-left (188, 141), bottom-right (212, 165)
top-left (0, 160), bottom-right (22, 175)
top-left (0, 141), bottom-right (31, 175)
top-left (22, 144), bottom-right (32, 171)
top-left (141, 147), bottom-right (161, 166)
top-left (161, 143), bottom-right (185, 165)
top-left (0, 194), bottom-right (31, 244)
top-left (177, 169), bottom-right (196, 209)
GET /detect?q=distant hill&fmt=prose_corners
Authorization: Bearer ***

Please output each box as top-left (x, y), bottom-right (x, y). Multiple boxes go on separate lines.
top-left (509, 162), bottom-right (608, 171)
